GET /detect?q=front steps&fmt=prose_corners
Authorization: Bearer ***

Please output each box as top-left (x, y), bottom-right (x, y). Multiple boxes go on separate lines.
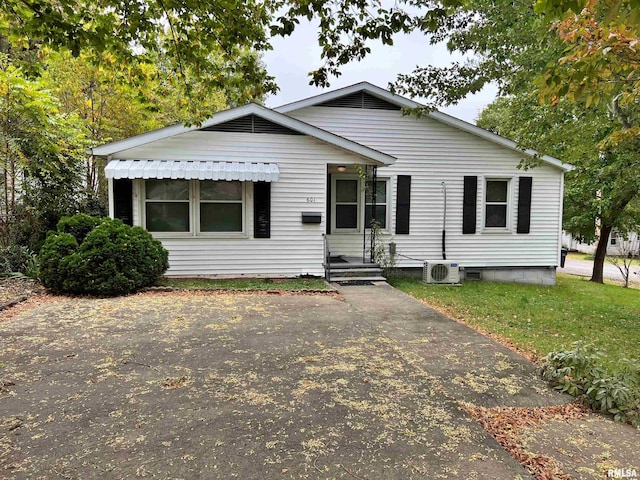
top-left (327, 258), bottom-right (386, 283)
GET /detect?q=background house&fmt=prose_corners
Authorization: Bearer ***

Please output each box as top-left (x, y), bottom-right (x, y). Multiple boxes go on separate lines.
top-left (563, 230), bottom-right (640, 256)
top-left (91, 83), bottom-right (572, 285)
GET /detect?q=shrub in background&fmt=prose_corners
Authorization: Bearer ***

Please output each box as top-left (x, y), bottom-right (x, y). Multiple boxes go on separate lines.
top-left (39, 215), bottom-right (169, 296)
top-left (0, 245), bottom-right (39, 278)
top-left (541, 341), bottom-right (640, 426)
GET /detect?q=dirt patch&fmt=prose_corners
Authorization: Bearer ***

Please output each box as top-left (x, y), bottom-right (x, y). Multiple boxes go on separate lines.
top-left (0, 278), bottom-right (43, 311)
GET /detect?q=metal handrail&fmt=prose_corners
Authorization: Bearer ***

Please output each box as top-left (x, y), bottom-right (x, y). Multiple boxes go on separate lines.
top-left (322, 233), bottom-right (331, 281)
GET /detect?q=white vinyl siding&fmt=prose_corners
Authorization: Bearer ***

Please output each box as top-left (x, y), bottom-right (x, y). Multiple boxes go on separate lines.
top-left (114, 131), bottom-right (369, 277)
top-left (289, 107), bottom-right (564, 268)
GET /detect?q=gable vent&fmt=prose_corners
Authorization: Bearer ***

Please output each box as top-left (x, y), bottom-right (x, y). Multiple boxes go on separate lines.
top-left (317, 91), bottom-right (401, 110)
top-left (200, 114), bottom-right (302, 135)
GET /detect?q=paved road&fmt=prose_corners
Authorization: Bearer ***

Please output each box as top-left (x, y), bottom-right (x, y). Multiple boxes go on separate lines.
top-left (558, 258), bottom-right (640, 284)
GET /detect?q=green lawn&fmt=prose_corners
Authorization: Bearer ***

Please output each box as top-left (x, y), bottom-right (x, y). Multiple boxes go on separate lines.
top-left (389, 274), bottom-right (640, 369)
top-left (155, 277), bottom-right (331, 291)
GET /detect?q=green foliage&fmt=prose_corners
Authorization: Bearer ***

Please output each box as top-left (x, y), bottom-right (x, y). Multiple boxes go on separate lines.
top-left (0, 245), bottom-right (39, 278)
top-left (38, 232), bottom-right (79, 292)
top-left (0, 52), bottom-right (94, 250)
top-left (0, 0), bottom-right (277, 120)
top-left (541, 342), bottom-right (640, 426)
top-left (57, 214), bottom-right (103, 244)
top-left (39, 215), bottom-right (169, 296)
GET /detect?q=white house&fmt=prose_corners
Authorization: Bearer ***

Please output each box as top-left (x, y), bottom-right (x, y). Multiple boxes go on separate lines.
top-left (563, 230), bottom-right (640, 256)
top-left (91, 82), bottom-right (573, 285)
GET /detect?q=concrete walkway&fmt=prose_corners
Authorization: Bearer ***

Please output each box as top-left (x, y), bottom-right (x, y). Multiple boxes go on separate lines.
top-left (338, 283), bottom-right (640, 479)
top-left (337, 282), bottom-right (567, 409)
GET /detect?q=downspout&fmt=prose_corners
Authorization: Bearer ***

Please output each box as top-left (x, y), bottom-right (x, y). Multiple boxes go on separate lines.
top-left (441, 181), bottom-right (447, 260)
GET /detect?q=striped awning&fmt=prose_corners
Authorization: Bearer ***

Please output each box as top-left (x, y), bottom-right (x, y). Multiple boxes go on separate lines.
top-left (105, 160), bottom-right (280, 182)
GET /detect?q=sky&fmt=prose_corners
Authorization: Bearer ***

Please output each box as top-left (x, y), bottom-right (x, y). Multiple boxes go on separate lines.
top-left (263, 20), bottom-right (499, 124)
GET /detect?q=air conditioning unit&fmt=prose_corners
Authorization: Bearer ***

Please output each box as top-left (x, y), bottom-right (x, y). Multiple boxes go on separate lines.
top-left (423, 261), bottom-right (461, 284)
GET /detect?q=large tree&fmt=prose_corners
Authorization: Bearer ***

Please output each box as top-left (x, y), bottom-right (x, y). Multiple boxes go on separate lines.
top-left (0, 54), bottom-right (88, 249)
top-left (0, 0), bottom-right (278, 117)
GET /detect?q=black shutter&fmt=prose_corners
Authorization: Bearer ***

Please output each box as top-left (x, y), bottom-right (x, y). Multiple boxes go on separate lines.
top-left (326, 174), bottom-right (332, 235)
top-left (253, 182), bottom-right (271, 238)
top-left (463, 176), bottom-right (477, 234)
top-left (517, 177), bottom-right (532, 234)
top-left (395, 175), bottom-right (411, 234)
top-left (113, 179), bottom-right (133, 226)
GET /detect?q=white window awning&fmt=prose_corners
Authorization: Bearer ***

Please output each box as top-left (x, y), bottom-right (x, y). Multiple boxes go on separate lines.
top-left (105, 160), bottom-right (280, 182)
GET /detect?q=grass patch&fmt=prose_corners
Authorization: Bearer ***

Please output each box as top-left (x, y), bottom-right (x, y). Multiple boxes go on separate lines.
top-left (389, 274), bottom-right (639, 370)
top-left (566, 251), bottom-right (592, 262)
top-left (156, 277), bottom-right (331, 291)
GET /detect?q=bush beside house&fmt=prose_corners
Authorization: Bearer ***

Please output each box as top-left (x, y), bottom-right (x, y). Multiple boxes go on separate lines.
top-left (39, 215), bottom-right (169, 296)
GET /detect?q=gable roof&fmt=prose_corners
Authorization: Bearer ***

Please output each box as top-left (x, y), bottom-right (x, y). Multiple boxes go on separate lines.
top-left (89, 102), bottom-right (396, 166)
top-left (275, 82), bottom-right (573, 172)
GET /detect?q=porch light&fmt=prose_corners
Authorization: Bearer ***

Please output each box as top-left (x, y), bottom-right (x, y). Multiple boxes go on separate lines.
top-left (337, 165), bottom-right (347, 172)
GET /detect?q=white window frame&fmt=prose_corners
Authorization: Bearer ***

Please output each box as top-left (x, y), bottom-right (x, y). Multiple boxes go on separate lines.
top-left (332, 175), bottom-right (361, 233)
top-left (482, 177), bottom-right (513, 232)
top-left (142, 179), bottom-right (247, 238)
top-left (195, 180), bottom-right (247, 237)
top-left (365, 178), bottom-right (390, 232)
top-left (142, 179), bottom-right (193, 237)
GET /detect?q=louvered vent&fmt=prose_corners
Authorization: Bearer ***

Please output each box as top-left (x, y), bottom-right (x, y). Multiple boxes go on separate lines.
top-left (201, 115), bottom-right (302, 135)
top-left (318, 91), bottom-right (401, 110)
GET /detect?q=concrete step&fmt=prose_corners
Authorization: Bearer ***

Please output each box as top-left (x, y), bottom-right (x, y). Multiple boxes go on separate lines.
top-left (329, 268), bottom-right (383, 276)
top-left (330, 276), bottom-right (387, 283)
top-left (330, 263), bottom-right (380, 270)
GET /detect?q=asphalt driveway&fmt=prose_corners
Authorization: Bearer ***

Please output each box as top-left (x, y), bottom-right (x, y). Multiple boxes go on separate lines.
top-left (0, 285), bottom-right (636, 478)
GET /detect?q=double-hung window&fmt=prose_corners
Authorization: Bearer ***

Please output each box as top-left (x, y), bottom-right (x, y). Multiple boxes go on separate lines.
top-left (145, 179), bottom-right (190, 232)
top-left (144, 179), bottom-right (244, 234)
top-left (484, 179), bottom-right (509, 228)
top-left (199, 181), bottom-right (243, 232)
top-left (365, 180), bottom-right (388, 229)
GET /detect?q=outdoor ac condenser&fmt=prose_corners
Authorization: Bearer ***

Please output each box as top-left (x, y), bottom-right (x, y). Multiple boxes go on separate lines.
top-left (423, 261), bottom-right (461, 284)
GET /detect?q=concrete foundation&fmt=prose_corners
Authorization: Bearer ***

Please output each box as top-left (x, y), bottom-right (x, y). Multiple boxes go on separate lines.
top-left (394, 266), bottom-right (557, 286)
top-left (463, 267), bottom-right (557, 286)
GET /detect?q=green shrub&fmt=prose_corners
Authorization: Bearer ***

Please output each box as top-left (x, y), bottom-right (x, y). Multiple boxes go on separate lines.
top-left (39, 232), bottom-right (79, 291)
top-left (541, 341), bottom-right (640, 426)
top-left (39, 215), bottom-right (169, 296)
top-left (57, 214), bottom-right (102, 243)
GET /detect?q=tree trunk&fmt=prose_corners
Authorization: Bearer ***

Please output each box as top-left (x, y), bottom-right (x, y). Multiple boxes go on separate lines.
top-left (591, 224), bottom-right (612, 283)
